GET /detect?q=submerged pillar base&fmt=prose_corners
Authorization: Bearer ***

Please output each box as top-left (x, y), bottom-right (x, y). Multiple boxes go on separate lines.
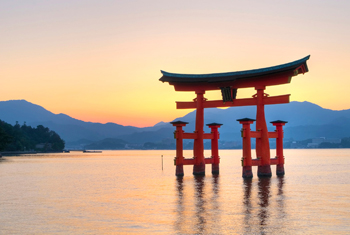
top-left (257, 165), bottom-right (272, 178)
top-left (242, 166), bottom-right (253, 178)
top-left (193, 162), bottom-right (205, 176)
top-left (176, 164), bottom-right (184, 177)
top-left (212, 164), bottom-right (219, 175)
top-left (276, 164), bottom-right (285, 176)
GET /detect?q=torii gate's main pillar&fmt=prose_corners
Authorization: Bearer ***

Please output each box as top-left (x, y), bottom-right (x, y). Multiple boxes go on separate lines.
top-left (193, 91), bottom-right (205, 175)
top-left (255, 86), bottom-right (272, 177)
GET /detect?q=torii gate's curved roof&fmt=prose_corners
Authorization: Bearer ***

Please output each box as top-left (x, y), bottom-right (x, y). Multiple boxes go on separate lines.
top-left (160, 55), bottom-right (310, 84)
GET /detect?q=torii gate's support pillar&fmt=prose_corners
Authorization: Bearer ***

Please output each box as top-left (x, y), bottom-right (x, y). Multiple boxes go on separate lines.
top-left (238, 118), bottom-right (255, 178)
top-left (193, 91), bottom-right (206, 176)
top-left (271, 120), bottom-right (287, 176)
top-left (207, 123), bottom-right (222, 175)
top-left (255, 86), bottom-right (272, 178)
top-left (171, 121), bottom-right (188, 177)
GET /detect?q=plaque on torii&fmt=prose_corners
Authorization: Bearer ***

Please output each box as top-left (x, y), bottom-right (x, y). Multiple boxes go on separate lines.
top-left (160, 55), bottom-right (310, 177)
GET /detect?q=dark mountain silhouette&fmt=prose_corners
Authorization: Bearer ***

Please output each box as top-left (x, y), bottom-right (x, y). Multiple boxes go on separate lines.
top-left (1, 100), bottom-right (350, 149)
top-left (0, 100), bottom-right (161, 144)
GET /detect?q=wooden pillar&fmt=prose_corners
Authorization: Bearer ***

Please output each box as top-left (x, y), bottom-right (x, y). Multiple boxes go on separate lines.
top-left (271, 120), bottom-right (287, 176)
top-left (255, 86), bottom-right (272, 177)
top-left (171, 121), bottom-right (188, 177)
top-left (207, 123), bottom-right (222, 175)
top-left (193, 91), bottom-right (206, 175)
top-left (238, 118), bottom-right (255, 178)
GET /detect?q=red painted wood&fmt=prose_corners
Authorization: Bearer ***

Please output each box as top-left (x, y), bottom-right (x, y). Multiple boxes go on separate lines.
top-left (255, 87), bottom-right (272, 177)
top-left (250, 131), bottom-right (262, 138)
top-left (270, 158), bottom-right (279, 165)
top-left (268, 132), bottom-right (278, 138)
top-left (182, 133), bottom-right (198, 139)
top-left (193, 92), bottom-right (205, 175)
top-left (272, 122), bottom-right (286, 165)
top-left (176, 94), bottom-right (290, 109)
top-left (240, 121), bottom-right (253, 167)
top-left (183, 158), bottom-right (196, 165)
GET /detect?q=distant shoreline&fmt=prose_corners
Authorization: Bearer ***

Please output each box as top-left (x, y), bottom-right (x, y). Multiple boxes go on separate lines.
top-left (0, 151), bottom-right (64, 156)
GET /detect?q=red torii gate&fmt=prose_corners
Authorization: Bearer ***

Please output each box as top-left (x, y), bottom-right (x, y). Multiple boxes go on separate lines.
top-left (160, 55), bottom-right (310, 177)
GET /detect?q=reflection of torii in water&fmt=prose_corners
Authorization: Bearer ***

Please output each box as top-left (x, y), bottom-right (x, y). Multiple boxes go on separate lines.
top-left (242, 177), bottom-right (286, 233)
top-left (160, 55), bottom-right (310, 177)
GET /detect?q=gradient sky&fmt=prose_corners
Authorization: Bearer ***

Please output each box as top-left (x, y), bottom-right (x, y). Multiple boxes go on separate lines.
top-left (1, 0), bottom-right (350, 127)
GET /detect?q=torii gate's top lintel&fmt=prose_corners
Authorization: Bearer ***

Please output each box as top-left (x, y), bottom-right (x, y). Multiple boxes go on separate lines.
top-left (160, 55), bottom-right (310, 91)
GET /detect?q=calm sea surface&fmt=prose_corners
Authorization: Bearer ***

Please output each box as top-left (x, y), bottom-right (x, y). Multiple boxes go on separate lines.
top-left (1, 149), bottom-right (349, 234)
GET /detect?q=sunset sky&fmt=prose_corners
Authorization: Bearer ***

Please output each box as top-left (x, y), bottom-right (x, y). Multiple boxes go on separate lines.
top-left (1, 0), bottom-right (349, 127)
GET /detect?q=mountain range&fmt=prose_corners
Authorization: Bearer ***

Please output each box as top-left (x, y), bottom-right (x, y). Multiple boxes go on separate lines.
top-left (1, 99), bottom-right (350, 148)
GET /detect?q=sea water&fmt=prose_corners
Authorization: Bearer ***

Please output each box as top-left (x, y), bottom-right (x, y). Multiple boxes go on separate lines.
top-left (0, 149), bottom-right (349, 234)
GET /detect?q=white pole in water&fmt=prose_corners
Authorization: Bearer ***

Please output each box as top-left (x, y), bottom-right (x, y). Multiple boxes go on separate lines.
top-left (161, 155), bottom-right (163, 171)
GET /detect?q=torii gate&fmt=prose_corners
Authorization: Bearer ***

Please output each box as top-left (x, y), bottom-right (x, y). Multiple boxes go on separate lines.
top-left (160, 55), bottom-right (310, 177)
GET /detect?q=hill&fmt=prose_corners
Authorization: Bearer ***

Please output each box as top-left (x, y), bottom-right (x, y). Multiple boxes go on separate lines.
top-left (0, 100), bottom-right (163, 144)
top-left (0, 120), bottom-right (65, 152)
